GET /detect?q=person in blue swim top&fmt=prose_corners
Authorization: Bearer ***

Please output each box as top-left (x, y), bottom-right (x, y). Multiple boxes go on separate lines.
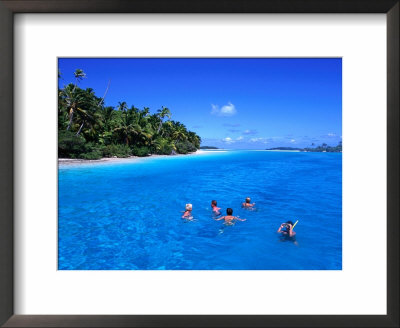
top-left (277, 220), bottom-right (296, 238)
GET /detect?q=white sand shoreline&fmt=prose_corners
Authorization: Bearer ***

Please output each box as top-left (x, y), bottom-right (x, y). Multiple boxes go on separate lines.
top-left (58, 149), bottom-right (213, 166)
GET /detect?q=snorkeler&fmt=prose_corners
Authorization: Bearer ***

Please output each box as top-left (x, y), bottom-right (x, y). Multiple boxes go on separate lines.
top-left (277, 221), bottom-right (296, 238)
top-left (242, 197), bottom-right (255, 208)
top-left (182, 204), bottom-right (193, 219)
top-left (215, 208), bottom-right (246, 225)
top-left (211, 200), bottom-right (221, 216)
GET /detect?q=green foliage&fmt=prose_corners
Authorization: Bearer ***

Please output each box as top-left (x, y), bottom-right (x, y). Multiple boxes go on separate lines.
top-left (157, 144), bottom-right (173, 155)
top-left (58, 130), bottom-right (87, 158)
top-left (102, 144), bottom-right (132, 158)
top-left (79, 149), bottom-right (102, 160)
top-left (132, 146), bottom-right (150, 157)
top-left (152, 137), bottom-right (174, 155)
top-left (200, 146), bottom-right (218, 149)
top-left (175, 140), bottom-right (197, 154)
top-left (58, 69), bottom-right (201, 159)
top-left (303, 141), bottom-right (342, 153)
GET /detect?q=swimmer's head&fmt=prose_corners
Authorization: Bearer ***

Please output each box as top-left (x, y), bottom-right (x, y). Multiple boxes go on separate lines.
top-left (211, 200), bottom-right (217, 207)
top-left (286, 220), bottom-right (294, 226)
top-left (185, 204), bottom-right (192, 211)
top-left (245, 197), bottom-right (251, 203)
top-left (226, 208), bottom-right (233, 215)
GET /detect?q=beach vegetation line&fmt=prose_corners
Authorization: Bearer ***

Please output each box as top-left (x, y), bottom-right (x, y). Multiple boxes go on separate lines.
top-left (267, 142), bottom-right (342, 153)
top-left (58, 69), bottom-right (201, 159)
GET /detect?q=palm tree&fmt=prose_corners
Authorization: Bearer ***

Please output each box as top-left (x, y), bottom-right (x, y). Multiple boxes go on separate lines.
top-left (62, 84), bottom-right (89, 131)
top-left (136, 123), bottom-right (154, 146)
top-left (152, 137), bottom-right (175, 154)
top-left (113, 111), bottom-right (136, 145)
top-left (74, 69), bottom-right (86, 80)
top-left (62, 69), bottom-right (88, 131)
top-left (99, 106), bottom-right (116, 131)
top-left (171, 123), bottom-right (188, 143)
top-left (117, 101), bottom-right (128, 112)
top-left (74, 88), bottom-right (99, 136)
top-left (187, 131), bottom-right (201, 149)
top-left (156, 106), bottom-right (171, 134)
top-left (72, 69), bottom-right (86, 93)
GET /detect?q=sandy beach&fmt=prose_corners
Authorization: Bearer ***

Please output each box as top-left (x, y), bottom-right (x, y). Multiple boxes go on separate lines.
top-left (58, 149), bottom-right (215, 166)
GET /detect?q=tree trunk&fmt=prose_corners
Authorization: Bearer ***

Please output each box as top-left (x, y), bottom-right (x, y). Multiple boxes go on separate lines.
top-left (66, 108), bottom-right (74, 131)
top-left (157, 121), bottom-right (162, 134)
top-left (98, 79), bottom-right (111, 106)
top-left (76, 121), bottom-right (85, 136)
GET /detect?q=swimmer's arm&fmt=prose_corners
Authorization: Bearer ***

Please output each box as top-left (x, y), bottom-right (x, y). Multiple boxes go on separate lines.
top-left (277, 224), bottom-right (285, 233)
top-left (215, 216), bottom-right (225, 221)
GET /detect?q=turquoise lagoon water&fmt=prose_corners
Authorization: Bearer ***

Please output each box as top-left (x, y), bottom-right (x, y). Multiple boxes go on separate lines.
top-left (58, 150), bottom-right (342, 270)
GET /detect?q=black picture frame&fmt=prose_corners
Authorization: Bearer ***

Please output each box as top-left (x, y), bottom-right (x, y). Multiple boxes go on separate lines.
top-left (0, 1), bottom-right (398, 327)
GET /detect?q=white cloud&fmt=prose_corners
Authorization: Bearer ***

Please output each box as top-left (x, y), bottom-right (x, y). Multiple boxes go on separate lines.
top-left (220, 102), bottom-right (236, 115)
top-left (211, 104), bottom-right (219, 115)
top-left (222, 137), bottom-right (234, 144)
top-left (211, 102), bottom-right (237, 116)
top-left (250, 137), bottom-right (268, 144)
top-left (236, 136), bottom-right (243, 141)
top-left (243, 129), bottom-right (257, 135)
top-left (327, 133), bottom-right (336, 137)
top-left (290, 139), bottom-right (296, 143)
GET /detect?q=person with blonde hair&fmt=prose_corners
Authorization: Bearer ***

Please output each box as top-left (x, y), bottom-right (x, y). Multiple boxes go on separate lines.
top-left (182, 203), bottom-right (193, 219)
top-left (242, 197), bottom-right (255, 208)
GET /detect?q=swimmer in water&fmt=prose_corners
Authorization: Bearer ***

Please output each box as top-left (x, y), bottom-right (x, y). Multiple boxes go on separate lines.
top-left (277, 221), bottom-right (298, 245)
top-left (211, 200), bottom-right (221, 216)
top-left (182, 203), bottom-right (193, 219)
top-left (215, 208), bottom-right (246, 225)
top-left (277, 221), bottom-right (296, 237)
top-left (242, 197), bottom-right (255, 208)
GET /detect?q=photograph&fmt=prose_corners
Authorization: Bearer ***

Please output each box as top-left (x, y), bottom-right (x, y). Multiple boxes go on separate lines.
top-left (58, 58), bottom-right (342, 270)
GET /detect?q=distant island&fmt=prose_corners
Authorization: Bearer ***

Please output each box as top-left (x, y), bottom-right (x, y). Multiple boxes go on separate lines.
top-left (267, 147), bottom-right (303, 151)
top-left (267, 142), bottom-right (342, 153)
top-left (200, 146), bottom-right (219, 149)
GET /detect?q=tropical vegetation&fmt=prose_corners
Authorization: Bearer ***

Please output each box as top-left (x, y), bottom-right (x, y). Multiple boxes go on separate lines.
top-left (58, 69), bottom-right (201, 159)
top-left (267, 141), bottom-right (342, 153)
top-left (303, 141), bottom-right (342, 152)
top-left (200, 146), bottom-right (219, 149)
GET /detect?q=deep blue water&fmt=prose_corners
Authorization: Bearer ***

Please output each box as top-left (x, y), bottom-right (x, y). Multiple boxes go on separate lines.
top-left (58, 150), bottom-right (342, 270)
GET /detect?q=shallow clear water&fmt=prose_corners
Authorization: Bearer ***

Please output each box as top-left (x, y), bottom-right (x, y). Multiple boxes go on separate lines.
top-left (58, 150), bottom-right (342, 270)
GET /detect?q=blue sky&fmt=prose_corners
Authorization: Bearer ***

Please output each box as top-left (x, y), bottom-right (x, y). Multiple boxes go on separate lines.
top-left (58, 58), bottom-right (342, 149)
